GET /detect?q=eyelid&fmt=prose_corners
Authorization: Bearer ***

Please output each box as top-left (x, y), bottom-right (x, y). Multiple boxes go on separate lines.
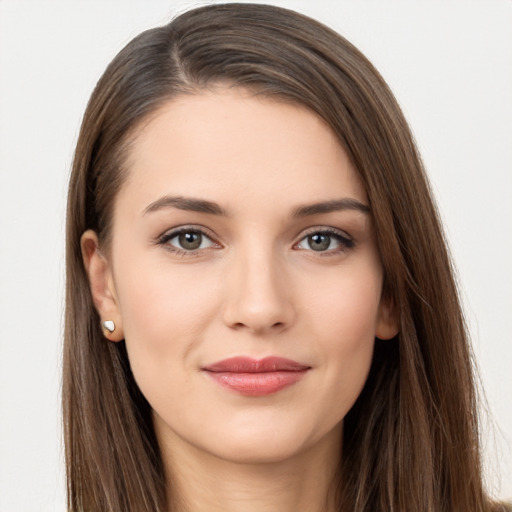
top-left (296, 226), bottom-right (353, 241)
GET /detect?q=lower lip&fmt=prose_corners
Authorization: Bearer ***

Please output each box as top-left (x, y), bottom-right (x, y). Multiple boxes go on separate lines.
top-left (205, 370), bottom-right (308, 396)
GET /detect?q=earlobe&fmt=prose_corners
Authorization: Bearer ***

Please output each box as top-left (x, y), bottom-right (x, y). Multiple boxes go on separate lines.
top-left (81, 230), bottom-right (124, 342)
top-left (376, 294), bottom-right (399, 341)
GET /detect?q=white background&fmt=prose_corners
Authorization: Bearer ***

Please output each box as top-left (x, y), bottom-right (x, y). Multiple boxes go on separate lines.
top-left (0, 1), bottom-right (510, 510)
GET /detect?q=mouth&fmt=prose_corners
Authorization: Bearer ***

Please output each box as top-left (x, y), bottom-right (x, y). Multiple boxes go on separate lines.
top-left (201, 356), bottom-right (311, 396)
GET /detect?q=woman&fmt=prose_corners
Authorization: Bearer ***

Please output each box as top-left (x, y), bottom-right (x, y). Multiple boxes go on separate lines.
top-left (63, 3), bottom-right (510, 511)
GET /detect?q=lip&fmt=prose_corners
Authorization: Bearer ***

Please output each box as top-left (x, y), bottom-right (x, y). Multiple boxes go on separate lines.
top-left (202, 356), bottom-right (311, 396)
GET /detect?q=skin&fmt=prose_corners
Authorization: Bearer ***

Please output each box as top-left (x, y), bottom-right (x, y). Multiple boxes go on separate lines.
top-left (82, 87), bottom-right (398, 512)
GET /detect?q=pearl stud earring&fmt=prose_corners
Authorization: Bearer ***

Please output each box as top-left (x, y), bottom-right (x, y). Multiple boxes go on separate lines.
top-left (103, 320), bottom-right (116, 333)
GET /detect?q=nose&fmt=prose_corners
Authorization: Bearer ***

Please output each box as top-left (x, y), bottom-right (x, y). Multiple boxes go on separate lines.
top-left (222, 246), bottom-right (295, 335)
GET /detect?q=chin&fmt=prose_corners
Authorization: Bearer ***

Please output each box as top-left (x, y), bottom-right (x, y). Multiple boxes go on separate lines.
top-left (191, 417), bottom-right (342, 466)
top-left (203, 434), bottom-right (311, 465)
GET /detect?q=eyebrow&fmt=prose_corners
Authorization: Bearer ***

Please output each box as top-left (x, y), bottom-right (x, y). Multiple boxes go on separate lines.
top-left (143, 195), bottom-right (228, 216)
top-left (292, 198), bottom-right (370, 217)
top-left (142, 195), bottom-right (370, 217)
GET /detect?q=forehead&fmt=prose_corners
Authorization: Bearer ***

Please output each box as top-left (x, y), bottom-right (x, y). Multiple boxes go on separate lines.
top-left (118, 88), bottom-right (366, 216)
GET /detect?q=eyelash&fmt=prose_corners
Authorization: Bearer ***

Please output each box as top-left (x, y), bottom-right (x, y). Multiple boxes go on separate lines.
top-left (156, 226), bottom-right (355, 257)
top-left (156, 226), bottom-right (219, 257)
top-left (294, 227), bottom-right (355, 255)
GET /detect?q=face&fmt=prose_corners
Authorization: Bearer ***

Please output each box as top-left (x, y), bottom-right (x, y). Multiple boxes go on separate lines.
top-left (83, 88), bottom-right (397, 466)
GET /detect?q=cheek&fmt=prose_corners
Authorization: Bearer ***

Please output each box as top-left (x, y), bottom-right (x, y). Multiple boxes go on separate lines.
top-left (114, 264), bottom-right (226, 429)
top-left (305, 261), bottom-right (382, 346)
top-left (303, 264), bottom-right (381, 406)
top-left (116, 255), bottom-right (221, 335)
top-left (112, 256), bottom-right (223, 385)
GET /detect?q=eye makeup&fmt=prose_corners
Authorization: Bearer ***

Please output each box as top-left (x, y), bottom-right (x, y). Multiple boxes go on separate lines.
top-left (294, 227), bottom-right (355, 255)
top-left (154, 223), bottom-right (355, 259)
top-left (155, 225), bottom-right (221, 257)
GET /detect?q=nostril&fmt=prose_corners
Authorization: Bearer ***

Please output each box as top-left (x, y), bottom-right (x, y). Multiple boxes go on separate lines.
top-left (227, 319), bottom-right (287, 333)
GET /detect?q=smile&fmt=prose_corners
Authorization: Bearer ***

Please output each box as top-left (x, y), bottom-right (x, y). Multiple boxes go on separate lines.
top-left (202, 356), bottom-right (311, 396)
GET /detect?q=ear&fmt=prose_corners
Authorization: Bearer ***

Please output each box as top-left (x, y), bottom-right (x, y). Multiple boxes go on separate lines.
top-left (376, 293), bottom-right (399, 341)
top-left (81, 230), bottom-right (124, 342)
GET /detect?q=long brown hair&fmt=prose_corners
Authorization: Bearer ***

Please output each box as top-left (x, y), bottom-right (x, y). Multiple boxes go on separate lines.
top-left (64, 4), bottom-right (509, 511)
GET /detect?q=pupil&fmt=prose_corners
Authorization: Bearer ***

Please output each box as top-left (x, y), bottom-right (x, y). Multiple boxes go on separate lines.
top-left (179, 232), bottom-right (202, 250)
top-left (309, 233), bottom-right (330, 251)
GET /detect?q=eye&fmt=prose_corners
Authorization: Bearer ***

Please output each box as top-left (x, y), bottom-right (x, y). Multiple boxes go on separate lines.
top-left (295, 229), bottom-right (354, 253)
top-left (158, 227), bottom-right (217, 253)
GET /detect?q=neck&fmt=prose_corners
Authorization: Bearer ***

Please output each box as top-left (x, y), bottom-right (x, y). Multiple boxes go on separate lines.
top-left (159, 427), bottom-right (342, 512)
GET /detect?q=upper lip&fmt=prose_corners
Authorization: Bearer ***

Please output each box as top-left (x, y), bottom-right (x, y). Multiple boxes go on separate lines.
top-left (202, 356), bottom-right (310, 373)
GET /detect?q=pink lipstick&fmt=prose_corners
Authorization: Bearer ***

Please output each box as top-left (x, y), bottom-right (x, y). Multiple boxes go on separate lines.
top-left (202, 356), bottom-right (310, 396)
